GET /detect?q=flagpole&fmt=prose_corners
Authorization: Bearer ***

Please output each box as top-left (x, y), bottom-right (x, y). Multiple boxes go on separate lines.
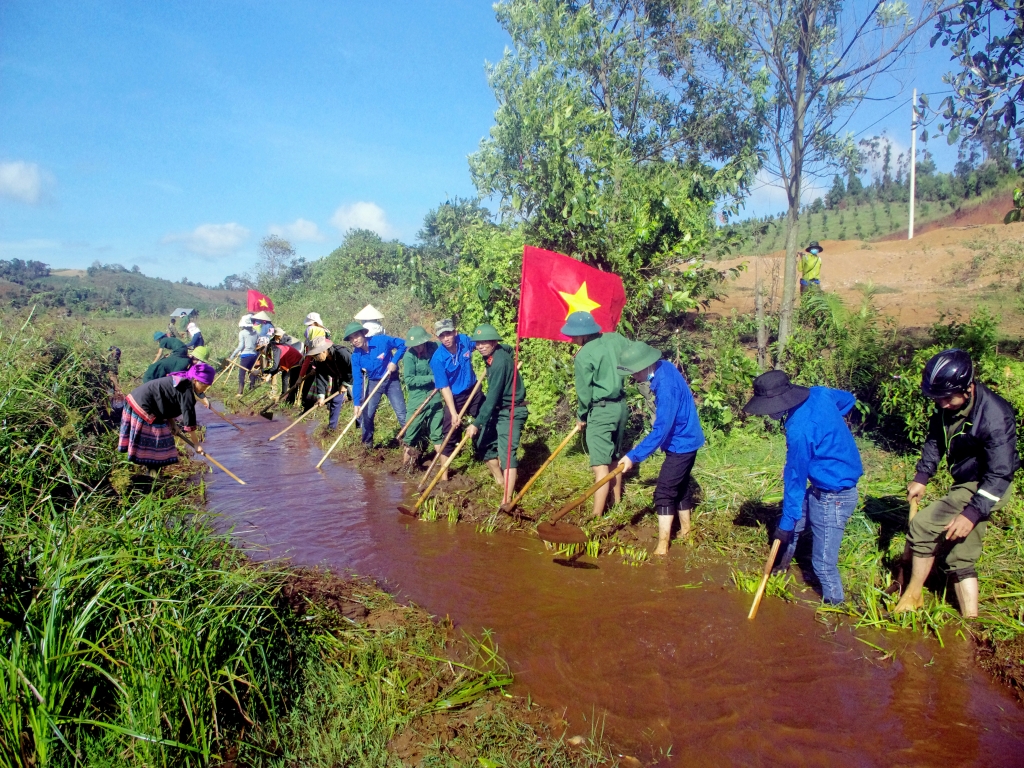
top-left (504, 250), bottom-right (527, 503)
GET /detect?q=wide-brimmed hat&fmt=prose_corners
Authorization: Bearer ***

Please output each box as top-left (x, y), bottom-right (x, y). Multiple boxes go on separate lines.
top-left (238, 314), bottom-right (254, 328)
top-left (189, 346), bottom-right (210, 362)
top-left (471, 323), bottom-right (501, 342)
top-left (153, 331), bottom-right (166, 341)
top-left (354, 304), bottom-right (383, 321)
top-left (743, 370), bottom-right (810, 415)
top-left (306, 337), bottom-right (333, 356)
top-left (406, 325), bottom-right (432, 347)
top-left (805, 241), bottom-right (823, 253)
top-left (252, 310), bottom-right (273, 322)
top-left (343, 321), bottom-right (367, 341)
top-left (617, 342), bottom-right (662, 375)
top-left (434, 318), bottom-right (455, 335)
top-left (256, 336), bottom-right (270, 349)
top-left (561, 311), bottom-right (602, 337)
top-left (304, 312), bottom-right (323, 326)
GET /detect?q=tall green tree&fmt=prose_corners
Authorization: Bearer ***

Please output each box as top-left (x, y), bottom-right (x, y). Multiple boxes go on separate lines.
top-left (692, 0), bottom-right (943, 362)
top-left (470, 0), bottom-right (759, 335)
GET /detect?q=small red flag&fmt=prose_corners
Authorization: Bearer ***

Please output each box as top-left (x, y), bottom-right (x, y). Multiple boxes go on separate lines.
top-left (247, 289), bottom-right (274, 314)
top-left (518, 246), bottom-right (626, 341)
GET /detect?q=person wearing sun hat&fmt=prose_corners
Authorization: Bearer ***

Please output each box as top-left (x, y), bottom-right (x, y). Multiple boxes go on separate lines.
top-left (799, 241), bottom-right (823, 293)
top-left (355, 304), bottom-right (386, 337)
top-left (561, 311), bottom-right (631, 518)
top-left (743, 370), bottom-right (862, 605)
top-left (142, 336), bottom-right (199, 382)
top-left (616, 341), bottom-right (705, 556)
top-left (464, 323), bottom-right (527, 504)
top-left (298, 336), bottom-right (353, 429)
top-left (345, 321), bottom-right (407, 446)
top-left (151, 330), bottom-right (189, 364)
top-left (261, 332), bottom-right (305, 405)
top-left (230, 314), bottom-right (260, 397)
top-left (401, 325), bottom-right (445, 466)
top-left (303, 312), bottom-right (331, 353)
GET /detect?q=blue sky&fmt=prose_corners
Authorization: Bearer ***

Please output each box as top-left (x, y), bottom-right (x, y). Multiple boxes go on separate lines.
top-left (0, 1), bottom-right (967, 283)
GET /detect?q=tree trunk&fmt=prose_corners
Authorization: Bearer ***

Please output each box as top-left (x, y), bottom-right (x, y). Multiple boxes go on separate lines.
top-left (775, 2), bottom-right (815, 362)
top-left (755, 256), bottom-right (768, 369)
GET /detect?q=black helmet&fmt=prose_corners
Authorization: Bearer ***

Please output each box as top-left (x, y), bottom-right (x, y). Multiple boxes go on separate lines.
top-left (921, 349), bottom-right (973, 398)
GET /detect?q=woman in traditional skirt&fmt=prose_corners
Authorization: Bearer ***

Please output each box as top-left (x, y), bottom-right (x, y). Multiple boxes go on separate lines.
top-left (118, 362), bottom-right (215, 478)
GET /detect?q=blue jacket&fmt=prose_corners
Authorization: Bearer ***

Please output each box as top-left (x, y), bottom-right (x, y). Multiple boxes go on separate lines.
top-left (430, 333), bottom-right (477, 396)
top-left (779, 386), bottom-right (863, 531)
top-left (352, 334), bottom-right (406, 405)
top-left (626, 360), bottom-right (705, 464)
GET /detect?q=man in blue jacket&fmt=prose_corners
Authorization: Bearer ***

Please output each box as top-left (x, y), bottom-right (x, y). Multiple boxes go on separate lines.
top-left (344, 322), bottom-right (407, 446)
top-left (430, 318), bottom-right (483, 480)
top-left (616, 342), bottom-right (705, 556)
top-left (743, 370), bottom-right (863, 605)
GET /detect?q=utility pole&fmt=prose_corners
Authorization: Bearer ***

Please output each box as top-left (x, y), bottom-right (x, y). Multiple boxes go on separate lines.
top-left (909, 88), bottom-right (917, 240)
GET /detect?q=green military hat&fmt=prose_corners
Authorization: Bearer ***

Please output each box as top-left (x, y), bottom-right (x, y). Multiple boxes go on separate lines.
top-left (406, 325), bottom-right (432, 347)
top-left (153, 330), bottom-right (166, 341)
top-left (471, 323), bottom-right (502, 342)
top-left (617, 341), bottom-right (662, 375)
top-left (561, 311), bottom-right (602, 337)
top-left (343, 321), bottom-right (367, 341)
top-left (190, 346), bottom-right (211, 363)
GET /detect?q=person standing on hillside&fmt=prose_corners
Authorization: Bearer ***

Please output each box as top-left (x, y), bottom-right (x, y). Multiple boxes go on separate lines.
top-left (151, 330), bottom-right (189, 364)
top-left (118, 361), bottom-right (215, 478)
top-left (303, 312), bottom-right (331, 352)
top-left (465, 324), bottom-right (527, 505)
top-left (345, 322), bottom-right (407, 446)
top-left (401, 326), bottom-right (444, 466)
top-left (562, 311), bottom-right (631, 519)
top-left (799, 241), bottom-right (823, 293)
top-left (893, 349), bottom-right (1020, 618)
top-left (743, 370), bottom-right (863, 605)
top-left (617, 343), bottom-right (706, 556)
top-left (301, 337), bottom-right (353, 430)
top-left (430, 318), bottom-right (483, 482)
top-left (230, 314), bottom-right (260, 397)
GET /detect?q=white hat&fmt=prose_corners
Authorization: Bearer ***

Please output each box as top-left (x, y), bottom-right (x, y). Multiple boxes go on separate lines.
top-left (354, 304), bottom-right (383, 322)
top-left (238, 313), bottom-right (254, 328)
top-left (252, 310), bottom-right (273, 322)
top-left (187, 322), bottom-right (200, 334)
top-left (304, 312), bottom-right (324, 326)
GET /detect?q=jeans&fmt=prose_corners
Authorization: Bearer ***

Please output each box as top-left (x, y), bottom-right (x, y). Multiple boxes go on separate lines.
top-left (360, 376), bottom-right (406, 445)
top-left (326, 388), bottom-right (346, 430)
top-left (779, 485), bottom-right (858, 604)
top-left (237, 354), bottom-right (258, 394)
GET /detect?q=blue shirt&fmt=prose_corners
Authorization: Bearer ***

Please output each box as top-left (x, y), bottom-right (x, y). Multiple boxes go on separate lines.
top-left (429, 333), bottom-right (477, 396)
top-left (626, 361), bottom-right (705, 464)
top-left (779, 386), bottom-right (864, 531)
top-left (351, 334), bottom-right (407, 405)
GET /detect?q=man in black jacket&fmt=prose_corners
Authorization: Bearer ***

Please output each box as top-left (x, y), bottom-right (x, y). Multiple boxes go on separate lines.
top-left (299, 337), bottom-right (353, 430)
top-left (894, 349), bottom-right (1020, 618)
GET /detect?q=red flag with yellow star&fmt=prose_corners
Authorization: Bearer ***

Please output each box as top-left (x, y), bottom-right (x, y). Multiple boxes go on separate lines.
top-left (518, 246), bottom-right (626, 341)
top-left (247, 289), bottom-right (275, 314)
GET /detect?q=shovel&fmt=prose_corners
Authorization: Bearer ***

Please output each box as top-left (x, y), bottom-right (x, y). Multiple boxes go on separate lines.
top-left (747, 539), bottom-right (782, 620)
top-left (397, 429), bottom-right (473, 518)
top-left (536, 464), bottom-right (624, 545)
top-left (172, 426), bottom-right (247, 485)
top-left (269, 389), bottom-right (342, 442)
top-left (499, 422), bottom-right (582, 518)
top-left (315, 376), bottom-right (389, 469)
top-left (417, 380), bottom-right (483, 491)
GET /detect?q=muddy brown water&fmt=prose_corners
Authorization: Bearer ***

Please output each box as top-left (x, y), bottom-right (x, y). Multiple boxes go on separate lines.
top-left (199, 409), bottom-right (1024, 766)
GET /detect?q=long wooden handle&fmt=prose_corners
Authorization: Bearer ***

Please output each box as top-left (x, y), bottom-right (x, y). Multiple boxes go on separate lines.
top-left (269, 389), bottom-right (341, 442)
top-left (415, 430), bottom-right (473, 510)
top-left (908, 499), bottom-right (919, 521)
top-left (505, 423), bottom-right (582, 511)
top-left (418, 379), bottom-right (483, 490)
top-left (205, 403), bottom-right (243, 431)
top-left (748, 539), bottom-right (782, 620)
top-left (395, 389), bottom-right (438, 442)
top-left (174, 428), bottom-right (246, 485)
top-left (212, 356), bottom-right (244, 387)
top-left (315, 376), bottom-right (388, 469)
top-left (548, 464), bottom-right (624, 525)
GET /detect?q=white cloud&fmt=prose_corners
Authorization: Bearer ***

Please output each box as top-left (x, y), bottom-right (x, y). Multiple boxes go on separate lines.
top-left (741, 169), bottom-right (829, 219)
top-left (269, 217), bottom-right (325, 242)
top-left (0, 161), bottom-right (47, 204)
top-left (161, 222), bottom-right (250, 257)
top-left (330, 202), bottom-right (395, 238)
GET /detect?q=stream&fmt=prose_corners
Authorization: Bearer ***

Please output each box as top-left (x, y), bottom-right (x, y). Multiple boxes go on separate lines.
top-left (199, 408), bottom-right (1024, 766)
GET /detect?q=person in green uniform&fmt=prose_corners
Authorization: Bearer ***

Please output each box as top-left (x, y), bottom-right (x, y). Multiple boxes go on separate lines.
top-left (151, 330), bottom-right (189, 364)
top-left (401, 326), bottom-right (445, 466)
top-left (143, 345), bottom-right (210, 383)
top-left (465, 324), bottom-right (527, 505)
top-left (561, 311), bottom-right (631, 518)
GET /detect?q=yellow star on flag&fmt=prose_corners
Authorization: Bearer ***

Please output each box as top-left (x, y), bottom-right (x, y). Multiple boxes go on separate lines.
top-left (558, 282), bottom-right (601, 319)
top-left (258, 298), bottom-right (269, 307)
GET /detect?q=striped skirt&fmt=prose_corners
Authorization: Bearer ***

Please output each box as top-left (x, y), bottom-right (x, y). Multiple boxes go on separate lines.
top-left (117, 405), bottom-right (178, 468)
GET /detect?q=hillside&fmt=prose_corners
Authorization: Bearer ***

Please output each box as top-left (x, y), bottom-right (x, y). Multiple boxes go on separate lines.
top-left (2, 263), bottom-right (246, 317)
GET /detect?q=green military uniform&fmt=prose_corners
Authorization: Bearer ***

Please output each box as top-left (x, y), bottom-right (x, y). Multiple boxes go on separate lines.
top-left (575, 331), bottom-right (631, 466)
top-left (159, 335), bottom-right (189, 358)
top-left (472, 342), bottom-right (527, 470)
top-left (143, 354), bottom-right (191, 383)
top-left (403, 340), bottom-right (444, 448)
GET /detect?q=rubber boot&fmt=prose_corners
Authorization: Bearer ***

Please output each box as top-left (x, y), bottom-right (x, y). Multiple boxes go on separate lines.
top-left (654, 508), bottom-right (674, 556)
top-left (954, 577), bottom-right (980, 619)
top-left (675, 502), bottom-right (692, 540)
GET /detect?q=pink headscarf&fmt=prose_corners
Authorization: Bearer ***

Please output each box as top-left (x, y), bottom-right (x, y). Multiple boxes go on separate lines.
top-left (171, 362), bottom-right (215, 386)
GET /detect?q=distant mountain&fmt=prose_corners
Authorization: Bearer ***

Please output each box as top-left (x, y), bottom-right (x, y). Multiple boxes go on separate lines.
top-left (0, 261), bottom-right (246, 317)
